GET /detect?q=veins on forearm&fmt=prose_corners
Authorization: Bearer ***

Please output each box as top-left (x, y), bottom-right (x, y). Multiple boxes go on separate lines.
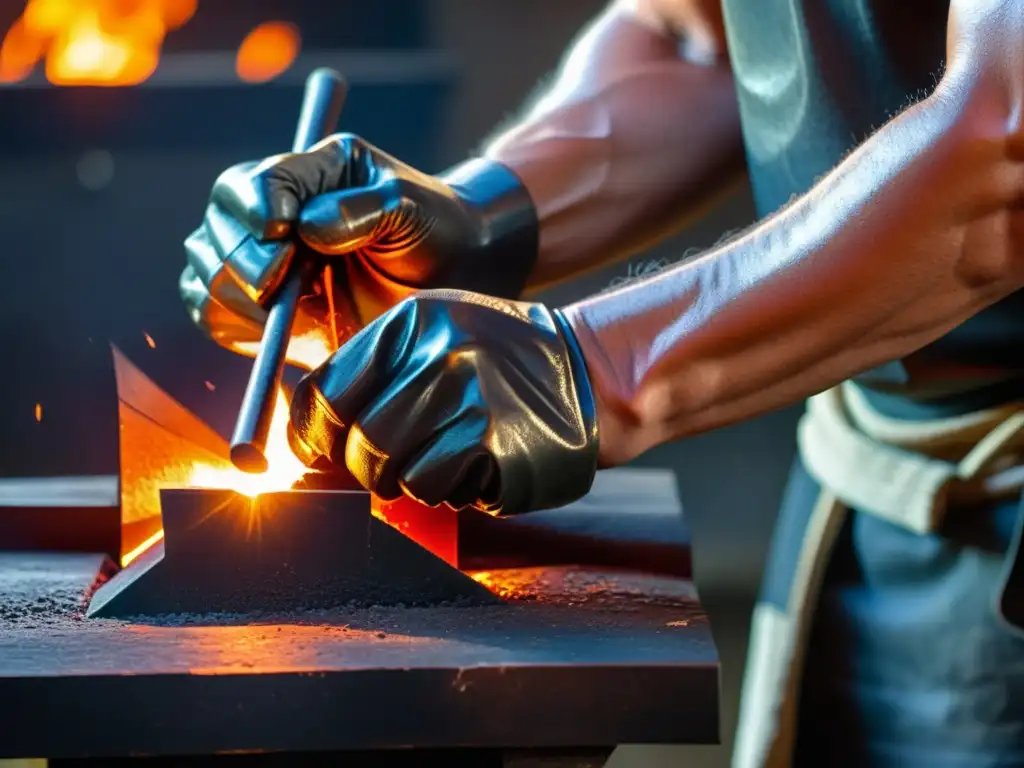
top-left (566, 81), bottom-right (1023, 458)
top-left (481, 6), bottom-right (745, 290)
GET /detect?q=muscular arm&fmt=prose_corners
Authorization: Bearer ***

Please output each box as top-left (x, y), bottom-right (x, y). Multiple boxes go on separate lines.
top-left (484, 0), bottom-right (746, 289)
top-left (561, 0), bottom-right (1024, 465)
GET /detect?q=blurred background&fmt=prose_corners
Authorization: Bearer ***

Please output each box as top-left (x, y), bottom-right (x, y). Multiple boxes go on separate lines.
top-left (0, 1), bottom-right (800, 765)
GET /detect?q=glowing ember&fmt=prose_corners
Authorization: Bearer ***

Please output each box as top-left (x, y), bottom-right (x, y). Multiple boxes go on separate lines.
top-left (0, 0), bottom-right (198, 86)
top-left (144, 331), bottom-right (156, 348)
top-left (468, 569), bottom-right (548, 600)
top-left (34, 402), bottom-right (42, 422)
top-left (204, 380), bottom-right (215, 391)
top-left (186, 330), bottom-right (334, 499)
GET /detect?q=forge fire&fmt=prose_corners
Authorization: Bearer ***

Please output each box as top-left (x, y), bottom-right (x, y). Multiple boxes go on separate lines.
top-left (0, 0), bottom-right (301, 86)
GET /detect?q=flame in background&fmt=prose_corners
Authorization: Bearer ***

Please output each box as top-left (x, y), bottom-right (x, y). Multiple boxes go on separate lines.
top-left (0, 1), bottom-right (302, 86)
top-left (186, 330), bottom-right (335, 499)
top-left (0, 0), bottom-right (197, 85)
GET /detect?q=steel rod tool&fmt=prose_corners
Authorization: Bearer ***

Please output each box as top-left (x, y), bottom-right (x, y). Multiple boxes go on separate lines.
top-left (230, 67), bottom-right (348, 473)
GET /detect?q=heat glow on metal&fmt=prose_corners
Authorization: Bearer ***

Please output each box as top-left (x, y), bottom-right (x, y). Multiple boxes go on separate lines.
top-left (188, 331), bottom-right (334, 500)
top-left (117, 330), bottom-right (334, 568)
top-left (121, 528), bottom-right (165, 566)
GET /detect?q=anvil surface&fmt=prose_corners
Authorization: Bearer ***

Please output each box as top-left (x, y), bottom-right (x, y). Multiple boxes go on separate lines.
top-left (0, 553), bottom-right (717, 760)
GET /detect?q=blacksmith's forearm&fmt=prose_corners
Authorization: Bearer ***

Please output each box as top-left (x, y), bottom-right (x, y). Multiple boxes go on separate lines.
top-left (563, 69), bottom-right (1024, 464)
top-left (484, 2), bottom-right (745, 290)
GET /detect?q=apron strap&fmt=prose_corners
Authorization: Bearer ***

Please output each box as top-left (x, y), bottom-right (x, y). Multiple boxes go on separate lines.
top-left (735, 385), bottom-right (1024, 767)
top-left (799, 387), bottom-right (1024, 535)
top-left (732, 490), bottom-right (848, 768)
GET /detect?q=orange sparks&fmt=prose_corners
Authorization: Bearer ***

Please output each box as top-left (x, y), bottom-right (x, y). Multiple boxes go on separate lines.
top-left (144, 332), bottom-right (156, 348)
top-left (121, 528), bottom-right (164, 566)
top-left (235, 21), bottom-right (300, 84)
top-left (1, 0), bottom-right (198, 86)
top-left (204, 380), bottom-right (215, 391)
top-left (34, 402), bottom-right (42, 422)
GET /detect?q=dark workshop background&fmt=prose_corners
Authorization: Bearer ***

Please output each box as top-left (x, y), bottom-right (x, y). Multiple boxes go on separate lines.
top-left (0, 2), bottom-right (800, 765)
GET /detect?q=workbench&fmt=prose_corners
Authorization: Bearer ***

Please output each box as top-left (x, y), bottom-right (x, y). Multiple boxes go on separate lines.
top-left (0, 468), bottom-right (719, 766)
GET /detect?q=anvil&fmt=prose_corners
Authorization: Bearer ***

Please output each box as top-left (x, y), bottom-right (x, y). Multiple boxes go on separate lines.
top-left (87, 487), bottom-right (500, 618)
top-left (0, 348), bottom-right (716, 762)
top-left (0, 347), bottom-right (693, 584)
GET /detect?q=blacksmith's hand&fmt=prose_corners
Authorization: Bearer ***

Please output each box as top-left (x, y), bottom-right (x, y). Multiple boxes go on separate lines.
top-left (179, 134), bottom-right (537, 364)
top-left (286, 290), bottom-right (599, 515)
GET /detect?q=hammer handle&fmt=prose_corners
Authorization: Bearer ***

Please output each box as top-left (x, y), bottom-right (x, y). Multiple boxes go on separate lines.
top-left (229, 68), bottom-right (348, 473)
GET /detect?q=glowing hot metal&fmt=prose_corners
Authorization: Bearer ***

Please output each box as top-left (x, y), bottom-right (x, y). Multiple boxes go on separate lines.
top-left (188, 388), bottom-right (307, 498)
top-left (188, 330), bottom-right (333, 500)
top-left (112, 329), bottom-right (334, 566)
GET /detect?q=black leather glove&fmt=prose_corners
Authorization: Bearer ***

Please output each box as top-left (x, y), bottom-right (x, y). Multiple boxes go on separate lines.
top-left (287, 290), bottom-right (599, 515)
top-left (180, 134), bottom-right (538, 359)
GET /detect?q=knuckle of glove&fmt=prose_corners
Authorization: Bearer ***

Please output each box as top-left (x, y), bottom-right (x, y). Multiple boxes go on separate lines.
top-left (288, 375), bottom-right (348, 471)
top-left (255, 134), bottom-right (367, 240)
top-left (210, 160), bottom-right (281, 239)
top-left (344, 423), bottom-right (395, 498)
top-left (369, 296), bottom-right (599, 514)
top-left (178, 265), bottom-right (208, 328)
top-left (452, 300), bottom-right (598, 515)
top-left (210, 134), bottom-right (363, 243)
top-left (282, 295), bottom-right (599, 512)
top-left (315, 132), bottom-right (369, 176)
top-left (274, 132), bottom-right (364, 194)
